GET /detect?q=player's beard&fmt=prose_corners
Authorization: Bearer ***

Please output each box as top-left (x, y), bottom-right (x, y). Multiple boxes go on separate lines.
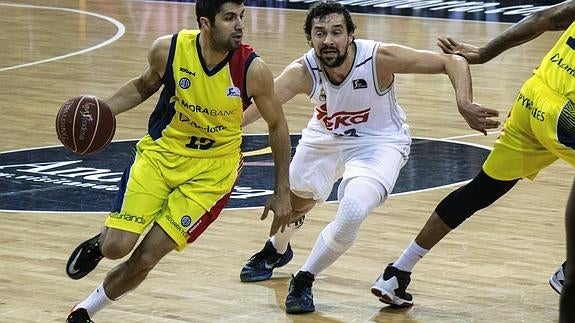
top-left (209, 27), bottom-right (242, 52)
top-left (318, 45), bottom-right (349, 68)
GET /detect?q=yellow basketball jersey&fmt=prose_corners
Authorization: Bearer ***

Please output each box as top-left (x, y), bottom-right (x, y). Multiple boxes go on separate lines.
top-left (140, 29), bottom-right (257, 157)
top-left (534, 22), bottom-right (575, 101)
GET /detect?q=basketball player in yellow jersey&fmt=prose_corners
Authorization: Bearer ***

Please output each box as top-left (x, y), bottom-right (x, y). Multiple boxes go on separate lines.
top-left (374, 1), bottom-right (575, 321)
top-left (64, 1), bottom-right (291, 322)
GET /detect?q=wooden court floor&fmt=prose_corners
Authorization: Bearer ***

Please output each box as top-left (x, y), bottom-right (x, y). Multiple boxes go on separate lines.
top-left (0, 0), bottom-right (571, 322)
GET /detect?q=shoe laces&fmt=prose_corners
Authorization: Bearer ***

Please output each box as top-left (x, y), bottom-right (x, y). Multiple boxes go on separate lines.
top-left (86, 242), bottom-right (103, 262)
top-left (247, 247), bottom-right (281, 264)
top-left (290, 280), bottom-right (310, 297)
top-left (290, 272), bottom-right (314, 297)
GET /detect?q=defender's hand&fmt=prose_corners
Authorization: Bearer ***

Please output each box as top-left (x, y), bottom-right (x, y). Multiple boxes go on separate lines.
top-left (437, 37), bottom-right (485, 64)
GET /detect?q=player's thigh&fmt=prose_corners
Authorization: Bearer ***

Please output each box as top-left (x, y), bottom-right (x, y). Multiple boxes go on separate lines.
top-left (534, 99), bottom-right (575, 168)
top-left (105, 149), bottom-right (170, 236)
top-left (290, 141), bottom-right (341, 203)
top-left (340, 143), bottom-right (408, 199)
top-left (484, 78), bottom-right (565, 180)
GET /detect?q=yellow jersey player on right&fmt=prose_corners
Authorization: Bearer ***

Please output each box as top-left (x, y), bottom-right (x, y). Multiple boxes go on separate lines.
top-left (484, 20), bottom-right (575, 181)
top-left (376, 1), bottom-right (575, 322)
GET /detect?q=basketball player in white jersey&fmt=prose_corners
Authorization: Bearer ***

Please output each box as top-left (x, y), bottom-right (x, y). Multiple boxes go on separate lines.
top-left (240, 1), bottom-right (499, 314)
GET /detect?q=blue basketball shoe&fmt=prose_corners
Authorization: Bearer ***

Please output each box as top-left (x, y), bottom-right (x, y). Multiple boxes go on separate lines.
top-left (285, 271), bottom-right (315, 314)
top-left (240, 240), bottom-right (293, 282)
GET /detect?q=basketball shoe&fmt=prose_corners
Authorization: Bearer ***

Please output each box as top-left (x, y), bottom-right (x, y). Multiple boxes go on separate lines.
top-left (371, 263), bottom-right (414, 307)
top-left (240, 240), bottom-right (293, 282)
top-left (550, 261), bottom-right (565, 295)
top-left (285, 271), bottom-right (315, 314)
top-left (66, 233), bottom-right (104, 280)
top-left (66, 308), bottom-right (93, 323)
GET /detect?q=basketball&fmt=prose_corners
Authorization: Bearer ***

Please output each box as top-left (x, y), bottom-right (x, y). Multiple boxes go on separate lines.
top-left (55, 95), bottom-right (116, 155)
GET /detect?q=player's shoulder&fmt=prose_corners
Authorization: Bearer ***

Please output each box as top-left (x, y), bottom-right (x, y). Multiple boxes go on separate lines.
top-left (245, 56), bottom-right (273, 84)
top-left (151, 30), bottom-right (196, 52)
top-left (146, 34), bottom-right (173, 73)
top-left (150, 35), bottom-right (173, 55)
top-left (277, 57), bottom-right (309, 80)
top-left (374, 42), bottom-right (412, 58)
top-left (288, 56), bottom-right (307, 69)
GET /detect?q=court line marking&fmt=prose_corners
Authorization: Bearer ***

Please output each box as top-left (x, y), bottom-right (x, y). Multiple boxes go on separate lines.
top-left (0, 133), bottom-right (495, 213)
top-left (0, 3), bottom-right (125, 72)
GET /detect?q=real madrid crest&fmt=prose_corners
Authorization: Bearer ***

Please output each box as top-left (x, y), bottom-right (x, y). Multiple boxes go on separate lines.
top-left (319, 87), bottom-right (326, 101)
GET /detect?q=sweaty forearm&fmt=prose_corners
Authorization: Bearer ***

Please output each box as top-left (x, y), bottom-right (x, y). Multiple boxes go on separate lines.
top-left (444, 55), bottom-right (473, 106)
top-left (268, 120), bottom-right (291, 193)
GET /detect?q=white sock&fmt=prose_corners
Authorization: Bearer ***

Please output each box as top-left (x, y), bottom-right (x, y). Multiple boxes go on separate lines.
top-left (270, 216), bottom-right (303, 254)
top-left (74, 282), bottom-right (113, 318)
top-left (393, 240), bottom-right (429, 272)
top-left (300, 228), bottom-right (342, 275)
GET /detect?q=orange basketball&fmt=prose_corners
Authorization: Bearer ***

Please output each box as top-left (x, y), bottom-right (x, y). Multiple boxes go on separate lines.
top-left (55, 95), bottom-right (116, 155)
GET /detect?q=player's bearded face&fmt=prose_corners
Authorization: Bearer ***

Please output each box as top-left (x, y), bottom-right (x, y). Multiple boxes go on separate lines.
top-left (310, 14), bottom-right (353, 68)
top-left (211, 4), bottom-right (245, 51)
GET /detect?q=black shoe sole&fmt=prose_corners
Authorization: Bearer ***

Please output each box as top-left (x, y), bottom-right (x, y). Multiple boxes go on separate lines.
top-left (371, 287), bottom-right (414, 308)
top-left (285, 306), bottom-right (315, 314)
top-left (66, 234), bottom-right (101, 280)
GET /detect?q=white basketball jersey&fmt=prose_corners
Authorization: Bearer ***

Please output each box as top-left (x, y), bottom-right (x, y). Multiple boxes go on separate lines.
top-left (303, 39), bottom-right (410, 145)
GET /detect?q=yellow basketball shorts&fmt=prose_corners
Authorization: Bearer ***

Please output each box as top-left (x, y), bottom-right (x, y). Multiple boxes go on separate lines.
top-left (483, 76), bottom-right (575, 180)
top-left (105, 144), bottom-right (242, 251)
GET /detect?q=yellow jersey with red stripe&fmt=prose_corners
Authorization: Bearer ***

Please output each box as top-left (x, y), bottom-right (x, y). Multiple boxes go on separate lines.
top-left (534, 22), bottom-right (575, 101)
top-left (139, 29), bottom-right (257, 157)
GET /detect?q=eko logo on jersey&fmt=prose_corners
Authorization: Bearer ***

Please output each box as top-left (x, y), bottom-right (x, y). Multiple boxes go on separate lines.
top-left (316, 104), bottom-right (370, 130)
top-left (0, 134), bottom-right (489, 213)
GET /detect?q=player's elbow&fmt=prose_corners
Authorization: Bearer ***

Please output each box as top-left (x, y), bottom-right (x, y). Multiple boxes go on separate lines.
top-left (443, 54), bottom-right (469, 74)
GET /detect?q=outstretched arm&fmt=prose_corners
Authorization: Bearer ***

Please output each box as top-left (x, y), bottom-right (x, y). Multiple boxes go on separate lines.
top-left (105, 36), bottom-right (169, 115)
top-left (438, 1), bottom-right (575, 64)
top-left (378, 44), bottom-right (500, 135)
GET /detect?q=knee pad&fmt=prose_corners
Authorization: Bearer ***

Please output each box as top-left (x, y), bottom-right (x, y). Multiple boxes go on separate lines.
top-left (436, 170), bottom-right (519, 229)
top-left (322, 195), bottom-right (369, 252)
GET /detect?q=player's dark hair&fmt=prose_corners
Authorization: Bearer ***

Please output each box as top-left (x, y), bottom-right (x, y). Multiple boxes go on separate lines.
top-left (304, 1), bottom-right (356, 41)
top-left (195, 0), bottom-right (244, 27)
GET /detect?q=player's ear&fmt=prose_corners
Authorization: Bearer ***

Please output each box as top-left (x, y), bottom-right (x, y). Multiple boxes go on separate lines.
top-left (199, 17), bottom-right (210, 30)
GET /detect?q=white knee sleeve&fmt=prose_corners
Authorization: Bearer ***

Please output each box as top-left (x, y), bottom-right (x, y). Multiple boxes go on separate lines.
top-left (322, 177), bottom-right (384, 252)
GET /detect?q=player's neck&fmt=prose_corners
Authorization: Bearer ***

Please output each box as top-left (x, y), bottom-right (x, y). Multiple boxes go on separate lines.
top-left (198, 33), bottom-right (230, 70)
